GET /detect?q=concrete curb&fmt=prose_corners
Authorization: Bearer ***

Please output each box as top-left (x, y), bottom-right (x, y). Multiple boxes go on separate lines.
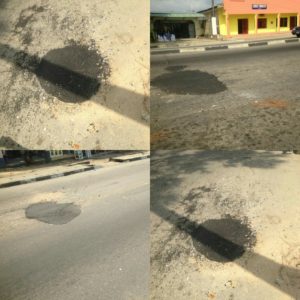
top-left (109, 154), bottom-right (150, 163)
top-left (151, 37), bottom-right (300, 55)
top-left (0, 155), bottom-right (150, 188)
top-left (0, 165), bottom-right (100, 189)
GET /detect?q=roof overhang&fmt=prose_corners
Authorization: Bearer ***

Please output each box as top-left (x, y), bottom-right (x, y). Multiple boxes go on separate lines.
top-left (198, 4), bottom-right (224, 14)
top-left (151, 12), bottom-right (206, 20)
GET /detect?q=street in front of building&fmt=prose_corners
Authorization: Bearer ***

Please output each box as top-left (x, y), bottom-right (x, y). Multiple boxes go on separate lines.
top-left (0, 158), bottom-right (149, 300)
top-left (151, 150), bottom-right (300, 300)
top-left (151, 42), bottom-right (300, 149)
top-left (151, 0), bottom-right (300, 42)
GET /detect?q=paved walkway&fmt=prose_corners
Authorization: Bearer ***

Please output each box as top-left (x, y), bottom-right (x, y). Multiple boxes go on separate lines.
top-left (151, 32), bottom-right (294, 53)
top-left (0, 151), bottom-right (149, 188)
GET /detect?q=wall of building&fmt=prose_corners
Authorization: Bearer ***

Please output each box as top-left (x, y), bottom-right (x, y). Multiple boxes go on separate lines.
top-left (151, 17), bottom-right (204, 39)
top-left (193, 19), bottom-right (204, 37)
top-left (216, 5), bottom-right (298, 36)
top-left (256, 14), bottom-right (277, 33)
top-left (279, 13), bottom-right (298, 32)
top-left (224, 0), bottom-right (300, 15)
top-left (203, 9), bottom-right (224, 36)
top-left (202, 11), bottom-right (212, 35)
top-left (217, 8), bottom-right (227, 36)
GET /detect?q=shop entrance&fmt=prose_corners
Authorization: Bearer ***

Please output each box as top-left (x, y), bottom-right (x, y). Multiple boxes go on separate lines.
top-left (154, 20), bottom-right (196, 39)
top-left (290, 16), bottom-right (297, 29)
top-left (238, 19), bottom-right (249, 34)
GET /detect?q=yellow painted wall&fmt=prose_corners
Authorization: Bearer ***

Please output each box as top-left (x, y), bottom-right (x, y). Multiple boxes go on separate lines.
top-left (229, 15), bottom-right (256, 35)
top-left (257, 14), bottom-right (277, 33)
top-left (217, 8), bottom-right (298, 35)
top-left (217, 8), bottom-right (227, 35)
top-left (279, 13), bottom-right (297, 32)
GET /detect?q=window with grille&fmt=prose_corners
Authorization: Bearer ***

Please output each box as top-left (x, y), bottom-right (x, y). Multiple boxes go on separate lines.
top-left (257, 18), bottom-right (267, 29)
top-left (280, 18), bottom-right (288, 27)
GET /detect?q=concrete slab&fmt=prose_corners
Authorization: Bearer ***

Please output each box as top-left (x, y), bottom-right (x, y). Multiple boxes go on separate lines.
top-left (110, 151), bottom-right (150, 162)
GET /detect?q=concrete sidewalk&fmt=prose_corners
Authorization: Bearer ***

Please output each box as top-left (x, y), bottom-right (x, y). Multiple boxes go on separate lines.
top-left (110, 151), bottom-right (150, 162)
top-left (0, 151), bottom-right (149, 188)
top-left (151, 32), bottom-right (298, 54)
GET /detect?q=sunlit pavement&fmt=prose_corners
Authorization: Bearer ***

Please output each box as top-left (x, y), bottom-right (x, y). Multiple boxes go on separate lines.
top-left (151, 151), bottom-right (300, 300)
top-left (0, 0), bottom-right (149, 149)
top-left (0, 159), bottom-right (149, 300)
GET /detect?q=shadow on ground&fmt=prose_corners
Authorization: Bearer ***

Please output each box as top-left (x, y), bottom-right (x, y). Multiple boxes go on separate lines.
top-left (151, 150), bottom-right (299, 298)
top-left (0, 136), bottom-right (27, 149)
top-left (151, 150), bottom-right (285, 206)
top-left (0, 42), bottom-right (149, 124)
top-left (153, 205), bottom-right (300, 299)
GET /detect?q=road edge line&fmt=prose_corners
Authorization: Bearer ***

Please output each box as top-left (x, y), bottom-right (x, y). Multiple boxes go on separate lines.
top-left (152, 37), bottom-right (300, 55)
top-left (0, 166), bottom-right (100, 189)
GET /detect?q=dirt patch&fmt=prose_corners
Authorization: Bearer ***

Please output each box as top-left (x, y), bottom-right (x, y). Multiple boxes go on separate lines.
top-left (36, 44), bottom-right (110, 103)
top-left (191, 216), bottom-right (256, 262)
top-left (252, 99), bottom-right (288, 109)
top-left (151, 130), bottom-right (170, 144)
top-left (15, 5), bottom-right (45, 30)
top-left (151, 70), bottom-right (227, 95)
top-left (25, 202), bottom-right (81, 225)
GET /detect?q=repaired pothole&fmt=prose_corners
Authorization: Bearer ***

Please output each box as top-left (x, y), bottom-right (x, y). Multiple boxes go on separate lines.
top-left (36, 44), bottom-right (110, 103)
top-left (191, 216), bottom-right (256, 262)
top-left (25, 202), bottom-right (81, 225)
top-left (151, 70), bottom-right (227, 95)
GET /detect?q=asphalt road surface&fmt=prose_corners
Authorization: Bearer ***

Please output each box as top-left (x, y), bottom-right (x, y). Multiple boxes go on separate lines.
top-left (0, 0), bottom-right (149, 149)
top-left (0, 159), bottom-right (149, 300)
top-left (151, 42), bottom-right (300, 150)
top-left (151, 150), bottom-right (300, 300)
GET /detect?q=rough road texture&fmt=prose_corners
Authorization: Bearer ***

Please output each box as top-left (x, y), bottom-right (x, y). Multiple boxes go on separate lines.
top-left (151, 44), bottom-right (300, 150)
top-left (191, 217), bottom-right (256, 263)
top-left (151, 150), bottom-right (300, 300)
top-left (0, 160), bottom-right (149, 300)
top-left (0, 0), bottom-right (149, 149)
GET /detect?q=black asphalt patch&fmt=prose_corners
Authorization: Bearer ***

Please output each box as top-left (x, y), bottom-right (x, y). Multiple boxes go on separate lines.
top-left (285, 38), bottom-right (299, 43)
top-left (15, 5), bottom-right (45, 30)
top-left (191, 217), bottom-right (256, 262)
top-left (36, 44), bottom-right (109, 103)
top-left (151, 70), bottom-right (227, 95)
top-left (25, 202), bottom-right (81, 225)
top-left (152, 49), bottom-right (180, 55)
top-left (249, 42), bottom-right (268, 47)
top-left (205, 45), bottom-right (228, 51)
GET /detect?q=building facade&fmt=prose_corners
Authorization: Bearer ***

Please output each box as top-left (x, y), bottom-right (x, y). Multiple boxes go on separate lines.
top-left (200, 0), bottom-right (300, 36)
top-left (0, 150), bottom-right (108, 168)
top-left (150, 13), bottom-right (206, 41)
